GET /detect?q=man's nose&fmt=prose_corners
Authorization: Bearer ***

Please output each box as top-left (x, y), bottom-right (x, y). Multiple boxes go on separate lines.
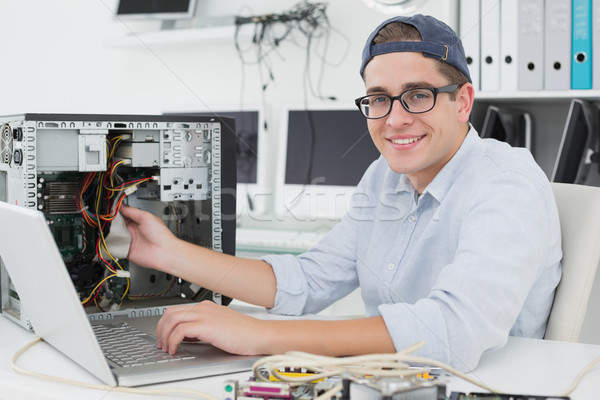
top-left (386, 98), bottom-right (413, 126)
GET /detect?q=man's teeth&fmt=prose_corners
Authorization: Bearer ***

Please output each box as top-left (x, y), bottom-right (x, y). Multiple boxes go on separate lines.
top-left (391, 136), bottom-right (422, 145)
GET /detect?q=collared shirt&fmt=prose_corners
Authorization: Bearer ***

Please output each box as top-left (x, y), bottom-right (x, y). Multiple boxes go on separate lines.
top-left (262, 127), bottom-right (562, 371)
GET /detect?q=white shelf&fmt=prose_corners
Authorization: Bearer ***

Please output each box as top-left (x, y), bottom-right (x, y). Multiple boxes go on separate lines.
top-left (475, 90), bottom-right (600, 102)
top-left (106, 25), bottom-right (241, 48)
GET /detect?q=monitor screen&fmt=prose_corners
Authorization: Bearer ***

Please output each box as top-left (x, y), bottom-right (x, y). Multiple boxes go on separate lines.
top-left (552, 99), bottom-right (598, 184)
top-left (209, 111), bottom-right (259, 185)
top-left (284, 109), bottom-right (378, 186)
top-left (480, 105), bottom-right (532, 150)
top-left (275, 105), bottom-right (379, 221)
top-left (116, 0), bottom-right (197, 19)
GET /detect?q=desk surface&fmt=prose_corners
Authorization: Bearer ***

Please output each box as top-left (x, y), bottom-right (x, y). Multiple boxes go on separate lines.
top-left (1, 313), bottom-right (600, 400)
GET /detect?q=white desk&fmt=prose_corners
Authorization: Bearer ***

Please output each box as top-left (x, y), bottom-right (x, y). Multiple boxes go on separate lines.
top-left (1, 314), bottom-right (600, 400)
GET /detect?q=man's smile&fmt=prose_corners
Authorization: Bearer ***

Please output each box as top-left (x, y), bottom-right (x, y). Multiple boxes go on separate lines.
top-left (389, 135), bottom-right (425, 145)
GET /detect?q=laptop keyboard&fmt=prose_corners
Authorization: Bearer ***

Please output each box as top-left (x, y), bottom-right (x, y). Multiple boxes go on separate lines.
top-left (93, 322), bottom-right (197, 368)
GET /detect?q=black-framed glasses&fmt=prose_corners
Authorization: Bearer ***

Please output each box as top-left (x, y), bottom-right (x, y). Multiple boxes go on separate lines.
top-left (354, 84), bottom-right (459, 119)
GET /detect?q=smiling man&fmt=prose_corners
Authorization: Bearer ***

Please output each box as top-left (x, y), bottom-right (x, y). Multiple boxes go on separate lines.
top-left (121, 14), bottom-right (562, 372)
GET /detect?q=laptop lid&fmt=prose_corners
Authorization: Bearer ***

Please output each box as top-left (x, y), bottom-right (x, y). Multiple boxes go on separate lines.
top-left (0, 202), bottom-right (257, 387)
top-left (0, 202), bottom-right (117, 386)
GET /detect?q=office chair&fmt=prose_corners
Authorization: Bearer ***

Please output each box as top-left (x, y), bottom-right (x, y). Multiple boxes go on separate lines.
top-left (544, 182), bottom-right (600, 342)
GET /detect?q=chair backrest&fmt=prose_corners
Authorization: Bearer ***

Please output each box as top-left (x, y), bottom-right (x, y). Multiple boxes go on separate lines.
top-left (544, 182), bottom-right (600, 342)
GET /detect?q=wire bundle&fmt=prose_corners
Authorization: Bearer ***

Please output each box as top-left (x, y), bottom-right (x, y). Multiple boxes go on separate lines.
top-left (252, 342), bottom-right (504, 399)
top-left (75, 135), bottom-right (153, 309)
top-left (10, 337), bottom-right (600, 399)
top-left (233, 1), bottom-right (347, 101)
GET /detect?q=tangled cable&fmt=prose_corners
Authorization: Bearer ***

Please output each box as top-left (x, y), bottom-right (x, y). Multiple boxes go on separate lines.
top-left (233, 1), bottom-right (347, 101)
top-left (251, 341), bottom-right (600, 399)
top-left (252, 342), bottom-right (503, 396)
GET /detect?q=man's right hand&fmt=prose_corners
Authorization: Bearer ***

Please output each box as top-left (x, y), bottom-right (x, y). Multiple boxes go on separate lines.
top-left (119, 205), bottom-right (177, 272)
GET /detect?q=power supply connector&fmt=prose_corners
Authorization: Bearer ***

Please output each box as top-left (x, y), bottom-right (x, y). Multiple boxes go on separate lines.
top-left (115, 270), bottom-right (131, 278)
top-left (124, 186), bottom-right (138, 196)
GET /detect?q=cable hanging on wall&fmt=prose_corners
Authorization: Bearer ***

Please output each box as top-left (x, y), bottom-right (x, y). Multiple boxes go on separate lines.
top-left (233, 1), bottom-right (348, 103)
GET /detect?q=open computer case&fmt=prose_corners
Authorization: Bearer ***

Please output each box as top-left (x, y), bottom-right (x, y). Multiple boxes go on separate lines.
top-left (0, 113), bottom-right (237, 330)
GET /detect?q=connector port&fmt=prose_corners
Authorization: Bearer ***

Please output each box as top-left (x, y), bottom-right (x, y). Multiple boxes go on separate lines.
top-left (12, 127), bottom-right (23, 141)
top-left (13, 149), bottom-right (23, 165)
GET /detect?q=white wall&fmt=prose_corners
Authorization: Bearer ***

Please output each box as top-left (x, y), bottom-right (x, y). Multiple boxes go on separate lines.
top-left (0, 0), bottom-right (456, 210)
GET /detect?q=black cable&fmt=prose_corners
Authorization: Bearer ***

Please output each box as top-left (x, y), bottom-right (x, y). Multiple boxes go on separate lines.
top-left (233, 1), bottom-right (335, 102)
top-left (232, 1), bottom-right (345, 191)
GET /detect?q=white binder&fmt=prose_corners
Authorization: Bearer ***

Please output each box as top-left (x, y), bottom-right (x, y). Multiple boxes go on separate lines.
top-left (480, 0), bottom-right (501, 91)
top-left (545, 0), bottom-right (572, 90)
top-left (459, 0), bottom-right (481, 91)
top-left (500, 0), bottom-right (519, 92)
top-left (518, 0), bottom-right (545, 90)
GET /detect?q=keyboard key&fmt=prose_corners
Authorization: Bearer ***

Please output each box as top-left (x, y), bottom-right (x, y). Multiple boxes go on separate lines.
top-left (92, 322), bottom-right (195, 368)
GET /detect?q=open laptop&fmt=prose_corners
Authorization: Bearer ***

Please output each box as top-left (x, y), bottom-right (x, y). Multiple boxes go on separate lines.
top-left (0, 201), bottom-right (258, 387)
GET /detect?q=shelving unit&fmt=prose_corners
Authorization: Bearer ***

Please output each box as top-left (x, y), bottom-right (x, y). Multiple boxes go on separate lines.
top-left (475, 90), bottom-right (600, 102)
top-left (472, 91), bottom-right (600, 180)
top-left (106, 25), bottom-right (243, 48)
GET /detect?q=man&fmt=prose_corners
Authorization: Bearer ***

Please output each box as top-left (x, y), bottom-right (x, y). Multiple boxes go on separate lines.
top-left (120, 14), bottom-right (561, 372)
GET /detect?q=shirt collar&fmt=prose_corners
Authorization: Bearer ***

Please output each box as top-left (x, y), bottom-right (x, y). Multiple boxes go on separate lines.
top-left (426, 125), bottom-right (483, 202)
top-left (395, 175), bottom-right (414, 193)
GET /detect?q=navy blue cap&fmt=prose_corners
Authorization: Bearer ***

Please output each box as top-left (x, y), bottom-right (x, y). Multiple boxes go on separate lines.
top-left (360, 14), bottom-right (472, 83)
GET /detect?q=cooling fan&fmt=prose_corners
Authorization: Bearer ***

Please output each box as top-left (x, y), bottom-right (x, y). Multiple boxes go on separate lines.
top-left (1, 123), bottom-right (13, 165)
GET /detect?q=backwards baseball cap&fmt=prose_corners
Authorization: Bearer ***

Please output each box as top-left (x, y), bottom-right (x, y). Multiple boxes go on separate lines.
top-left (360, 14), bottom-right (472, 83)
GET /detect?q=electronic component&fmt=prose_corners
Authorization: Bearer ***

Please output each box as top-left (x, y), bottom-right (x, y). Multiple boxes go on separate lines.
top-left (349, 378), bottom-right (446, 400)
top-left (449, 393), bottom-right (570, 400)
top-left (223, 379), bottom-right (239, 400)
top-left (223, 378), bottom-right (314, 400)
top-left (221, 376), bottom-right (445, 400)
top-left (240, 380), bottom-right (293, 399)
top-left (0, 113), bottom-right (237, 330)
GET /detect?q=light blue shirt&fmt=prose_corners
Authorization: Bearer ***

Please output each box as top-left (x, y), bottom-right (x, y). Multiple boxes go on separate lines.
top-left (262, 127), bottom-right (562, 371)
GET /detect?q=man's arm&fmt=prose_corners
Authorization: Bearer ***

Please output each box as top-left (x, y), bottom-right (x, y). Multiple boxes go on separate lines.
top-left (120, 205), bottom-right (396, 358)
top-left (120, 205), bottom-right (277, 308)
top-left (156, 301), bottom-right (396, 356)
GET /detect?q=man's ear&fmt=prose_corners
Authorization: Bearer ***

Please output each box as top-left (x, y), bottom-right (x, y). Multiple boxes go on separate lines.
top-left (457, 83), bottom-right (475, 123)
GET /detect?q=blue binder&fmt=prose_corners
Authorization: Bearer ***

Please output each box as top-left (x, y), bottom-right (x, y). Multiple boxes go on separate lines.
top-left (572, 0), bottom-right (593, 89)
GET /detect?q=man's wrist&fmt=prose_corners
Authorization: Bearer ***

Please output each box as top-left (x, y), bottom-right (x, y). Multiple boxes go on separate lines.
top-left (154, 235), bottom-right (186, 274)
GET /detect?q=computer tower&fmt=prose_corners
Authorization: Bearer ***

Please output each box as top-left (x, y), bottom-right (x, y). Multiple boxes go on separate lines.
top-left (0, 113), bottom-right (237, 330)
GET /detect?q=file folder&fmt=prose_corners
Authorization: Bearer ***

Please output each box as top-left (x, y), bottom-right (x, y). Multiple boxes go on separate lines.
top-left (481, 0), bottom-right (501, 91)
top-left (545, 0), bottom-right (572, 90)
top-left (593, 0), bottom-right (600, 89)
top-left (518, 0), bottom-right (545, 90)
top-left (500, 0), bottom-right (519, 92)
top-left (459, 0), bottom-right (481, 91)
top-left (572, 0), bottom-right (593, 89)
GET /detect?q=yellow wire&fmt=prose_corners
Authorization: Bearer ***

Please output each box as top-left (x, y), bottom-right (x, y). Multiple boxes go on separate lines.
top-left (80, 274), bottom-right (117, 305)
top-left (79, 135), bottom-right (131, 309)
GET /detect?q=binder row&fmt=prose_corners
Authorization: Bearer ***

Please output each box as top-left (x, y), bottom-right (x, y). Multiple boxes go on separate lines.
top-left (459, 0), bottom-right (600, 92)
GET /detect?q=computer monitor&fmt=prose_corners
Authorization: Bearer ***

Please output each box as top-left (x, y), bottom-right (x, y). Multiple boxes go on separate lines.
top-left (164, 108), bottom-right (267, 216)
top-left (552, 99), bottom-right (599, 184)
top-left (480, 105), bottom-right (532, 151)
top-left (275, 104), bottom-right (380, 221)
top-left (116, 0), bottom-right (197, 29)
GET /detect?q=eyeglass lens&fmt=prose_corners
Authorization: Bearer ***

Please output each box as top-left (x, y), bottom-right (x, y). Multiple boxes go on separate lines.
top-left (359, 89), bottom-right (436, 118)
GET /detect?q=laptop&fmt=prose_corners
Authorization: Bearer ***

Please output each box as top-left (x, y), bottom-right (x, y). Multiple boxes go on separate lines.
top-left (0, 201), bottom-right (258, 387)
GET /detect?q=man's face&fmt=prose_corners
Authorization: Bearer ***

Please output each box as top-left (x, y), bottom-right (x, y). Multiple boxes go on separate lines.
top-left (363, 51), bottom-right (472, 193)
